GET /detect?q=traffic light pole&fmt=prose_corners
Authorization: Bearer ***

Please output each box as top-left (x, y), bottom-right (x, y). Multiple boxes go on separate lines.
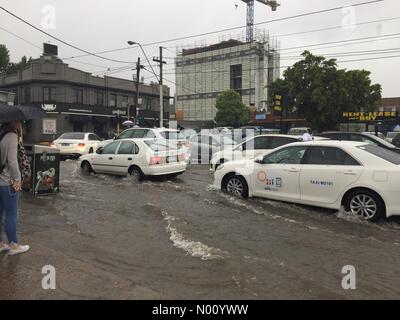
top-left (134, 57), bottom-right (141, 123)
top-left (153, 47), bottom-right (167, 128)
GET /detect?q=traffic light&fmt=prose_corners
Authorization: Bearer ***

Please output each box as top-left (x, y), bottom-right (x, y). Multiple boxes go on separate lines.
top-left (274, 95), bottom-right (282, 112)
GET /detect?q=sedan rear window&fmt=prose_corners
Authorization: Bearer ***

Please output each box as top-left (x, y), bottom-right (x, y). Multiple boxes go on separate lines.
top-left (59, 133), bottom-right (85, 140)
top-left (358, 145), bottom-right (400, 165)
top-left (160, 131), bottom-right (185, 140)
top-left (145, 140), bottom-right (177, 152)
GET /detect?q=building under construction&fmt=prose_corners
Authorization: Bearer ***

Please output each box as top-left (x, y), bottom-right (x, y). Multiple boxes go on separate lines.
top-left (175, 33), bottom-right (281, 122)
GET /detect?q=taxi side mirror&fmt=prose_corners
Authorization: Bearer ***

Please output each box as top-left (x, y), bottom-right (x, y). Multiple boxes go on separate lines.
top-left (254, 155), bottom-right (264, 164)
top-left (96, 147), bottom-right (103, 154)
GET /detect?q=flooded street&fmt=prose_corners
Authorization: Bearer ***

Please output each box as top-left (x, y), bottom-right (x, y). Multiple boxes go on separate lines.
top-left (1, 161), bottom-right (400, 299)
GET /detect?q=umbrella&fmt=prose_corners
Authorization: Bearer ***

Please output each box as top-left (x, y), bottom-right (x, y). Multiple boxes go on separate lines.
top-left (0, 104), bottom-right (46, 123)
top-left (122, 120), bottom-right (134, 127)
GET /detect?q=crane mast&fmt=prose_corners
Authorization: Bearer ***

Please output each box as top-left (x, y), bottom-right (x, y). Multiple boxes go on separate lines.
top-left (241, 0), bottom-right (280, 42)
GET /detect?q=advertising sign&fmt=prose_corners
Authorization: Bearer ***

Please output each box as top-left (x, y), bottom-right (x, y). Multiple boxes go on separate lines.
top-left (42, 118), bottom-right (57, 135)
top-left (342, 111), bottom-right (397, 122)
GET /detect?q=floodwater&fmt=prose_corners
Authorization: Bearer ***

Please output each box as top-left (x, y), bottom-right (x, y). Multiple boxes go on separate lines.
top-left (1, 161), bottom-right (400, 299)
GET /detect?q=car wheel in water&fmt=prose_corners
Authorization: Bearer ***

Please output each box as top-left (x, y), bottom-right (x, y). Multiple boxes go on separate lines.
top-left (345, 190), bottom-right (384, 222)
top-left (224, 175), bottom-right (248, 198)
top-left (81, 162), bottom-right (93, 175)
top-left (129, 167), bottom-right (143, 183)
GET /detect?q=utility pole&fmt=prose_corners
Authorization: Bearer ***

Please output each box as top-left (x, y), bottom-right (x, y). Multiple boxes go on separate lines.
top-left (153, 47), bottom-right (167, 128)
top-left (134, 57), bottom-right (144, 125)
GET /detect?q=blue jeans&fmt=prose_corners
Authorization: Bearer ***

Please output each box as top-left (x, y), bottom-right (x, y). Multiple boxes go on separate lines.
top-left (0, 185), bottom-right (19, 244)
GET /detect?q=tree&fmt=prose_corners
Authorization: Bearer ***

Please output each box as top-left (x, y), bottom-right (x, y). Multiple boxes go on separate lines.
top-left (215, 90), bottom-right (251, 127)
top-left (268, 51), bottom-right (382, 132)
top-left (7, 56), bottom-right (32, 74)
top-left (0, 44), bottom-right (10, 74)
top-left (0, 44), bottom-right (32, 75)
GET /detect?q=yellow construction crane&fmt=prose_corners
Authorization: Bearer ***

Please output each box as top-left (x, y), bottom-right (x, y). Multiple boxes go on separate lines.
top-left (241, 0), bottom-right (280, 42)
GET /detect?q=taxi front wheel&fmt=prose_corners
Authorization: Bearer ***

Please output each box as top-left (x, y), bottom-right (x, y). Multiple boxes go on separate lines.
top-left (223, 175), bottom-right (249, 198)
top-left (345, 190), bottom-right (384, 222)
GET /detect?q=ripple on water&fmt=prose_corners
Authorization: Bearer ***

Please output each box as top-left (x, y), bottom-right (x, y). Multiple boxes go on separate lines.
top-left (161, 209), bottom-right (229, 261)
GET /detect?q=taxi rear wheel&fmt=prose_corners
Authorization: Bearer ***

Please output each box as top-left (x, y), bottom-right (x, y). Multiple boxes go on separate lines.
top-left (345, 190), bottom-right (384, 222)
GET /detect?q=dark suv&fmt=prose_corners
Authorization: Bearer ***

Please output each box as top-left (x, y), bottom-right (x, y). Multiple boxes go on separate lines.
top-left (319, 132), bottom-right (400, 154)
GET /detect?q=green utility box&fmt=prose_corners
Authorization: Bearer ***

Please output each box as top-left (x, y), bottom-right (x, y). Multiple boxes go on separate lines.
top-left (23, 145), bottom-right (60, 195)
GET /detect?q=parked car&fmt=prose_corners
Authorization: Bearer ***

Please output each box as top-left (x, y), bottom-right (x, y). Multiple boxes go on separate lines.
top-left (158, 129), bottom-right (191, 161)
top-left (287, 127), bottom-right (311, 135)
top-left (319, 132), bottom-right (400, 153)
top-left (214, 140), bottom-right (400, 222)
top-left (189, 134), bottom-right (237, 164)
top-left (210, 134), bottom-right (301, 171)
top-left (79, 139), bottom-right (187, 181)
top-left (51, 132), bottom-right (102, 158)
top-left (386, 131), bottom-right (399, 143)
top-left (97, 128), bottom-right (162, 149)
top-left (97, 128), bottom-right (191, 161)
top-left (363, 132), bottom-right (386, 140)
top-left (392, 133), bottom-right (400, 147)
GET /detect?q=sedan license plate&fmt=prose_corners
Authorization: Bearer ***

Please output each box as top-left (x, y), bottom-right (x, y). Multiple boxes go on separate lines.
top-left (167, 156), bottom-right (177, 163)
top-left (61, 143), bottom-right (70, 146)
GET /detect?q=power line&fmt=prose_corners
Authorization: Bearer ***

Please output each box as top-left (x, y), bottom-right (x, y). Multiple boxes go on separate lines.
top-left (338, 54), bottom-right (400, 63)
top-left (280, 31), bottom-right (400, 52)
top-left (280, 47), bottom-right (400, 60)
top-left (281, 35), bottom-right (400, 55)
top-left (275, 16), bottom-right (400, 39)
top-left (138, 0), bottom-right (384, 48)
top-left (0, 25), bottom-right (42, 50)
top-left (0, 6), bottom-right (136, 64)
top-left (53, 0), bottom-right (384, 62)
top-left (167, 52), bottom-right (400, 76)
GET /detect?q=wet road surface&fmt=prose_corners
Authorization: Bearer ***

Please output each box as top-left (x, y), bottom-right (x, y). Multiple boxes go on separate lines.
top-left (1, 161), bottom-right (400, 299)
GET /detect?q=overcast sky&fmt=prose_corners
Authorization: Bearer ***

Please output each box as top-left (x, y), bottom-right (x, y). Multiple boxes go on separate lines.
top-left (0, 0), bottom-right (399, 97)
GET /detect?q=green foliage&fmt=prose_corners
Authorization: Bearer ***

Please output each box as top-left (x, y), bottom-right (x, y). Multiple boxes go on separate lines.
top-left (0, 44), bottom-right (10, 74)
top-left (215, 90), bottom-right (251, 127)
top-left (0, 44), bottom-right (32, 75)
top-left (6, 56), bottom-right (32, 74)
top-left (268, 51), bottom-right (382, 132)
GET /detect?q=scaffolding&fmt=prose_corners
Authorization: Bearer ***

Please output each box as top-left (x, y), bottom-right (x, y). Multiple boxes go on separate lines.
top-left (175, 30), bottom-right (281, 121)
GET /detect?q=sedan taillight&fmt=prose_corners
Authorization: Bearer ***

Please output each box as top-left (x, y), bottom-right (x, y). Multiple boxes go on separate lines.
top-left (78, 143), bottom-right (85, 147)
top-left (149, 156), bottom-right (165, 165)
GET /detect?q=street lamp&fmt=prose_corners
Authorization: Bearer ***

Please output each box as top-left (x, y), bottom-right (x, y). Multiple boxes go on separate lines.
top-left (128, 41), bottom-right (164, 128)
top-left (127, 41), bottom-right (159, 82)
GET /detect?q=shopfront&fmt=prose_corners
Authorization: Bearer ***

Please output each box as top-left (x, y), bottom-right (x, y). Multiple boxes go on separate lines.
top-left (24, 103), bottom-right (128, 144)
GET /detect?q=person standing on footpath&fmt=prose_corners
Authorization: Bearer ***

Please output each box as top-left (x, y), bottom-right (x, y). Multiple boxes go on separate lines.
top-left (301, 129), bottom-right (314, 142)
top-left (0, 120), bottom-right (30, 256)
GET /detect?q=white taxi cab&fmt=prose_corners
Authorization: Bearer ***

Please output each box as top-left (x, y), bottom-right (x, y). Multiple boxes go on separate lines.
top-left (213, 140), bottom-right (400, 221)
top-left (78, 139), bottom-right (187, 181)
top-left (210, 134), bottom-right (301, 171)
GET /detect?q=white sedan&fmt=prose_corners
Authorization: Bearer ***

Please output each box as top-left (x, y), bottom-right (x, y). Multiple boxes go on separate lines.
top-left (78, 139), bottom-right (187, 181)
top-left (51, 132), bottom-right (102, 158)
top-left (97, 128), bottom-right (191, 162)
top-left (210, 134), bottom-right (301, 171)
top-left (213, 140), bottom-right (400, 221)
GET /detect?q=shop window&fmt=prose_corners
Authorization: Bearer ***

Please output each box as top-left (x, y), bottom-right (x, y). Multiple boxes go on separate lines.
top-left (43, 87), bottom-right (56, 102)
top-left (73, 88), bottom-right (84, 104)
